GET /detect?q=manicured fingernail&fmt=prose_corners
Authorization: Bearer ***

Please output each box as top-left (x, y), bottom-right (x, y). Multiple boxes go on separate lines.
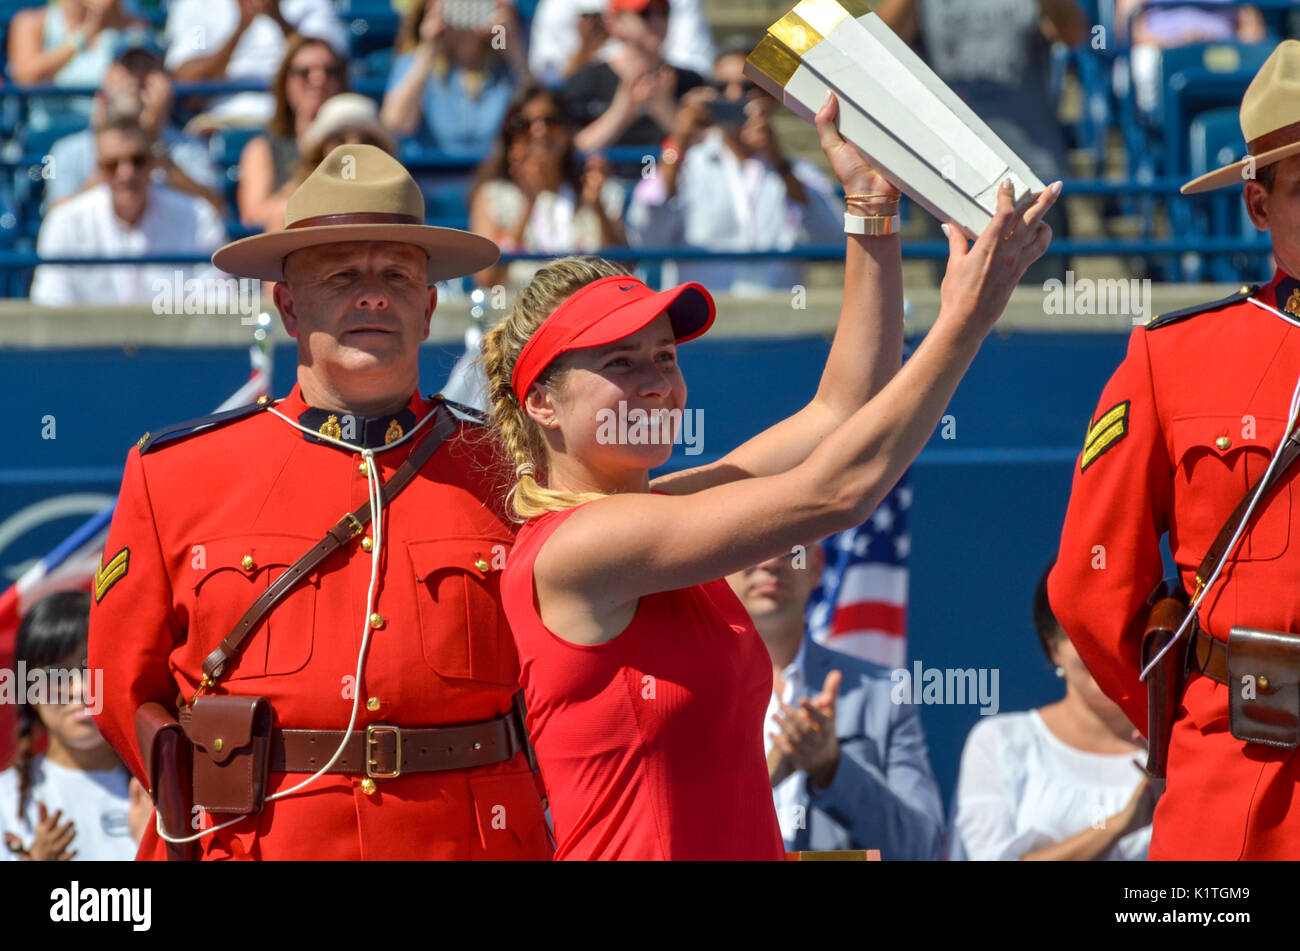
top-left (1002, 177), bottom-right (1014, 191)
top-left (824, 90), bottom-right (833, 106)
top-left (941, 223), bottom-right (951, 237)
top-left (1049, 180), bottom-right (1063, 196)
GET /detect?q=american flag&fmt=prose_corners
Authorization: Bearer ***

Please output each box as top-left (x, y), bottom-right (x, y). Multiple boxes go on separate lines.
top-left (805, 475), bottom-right (911, 669)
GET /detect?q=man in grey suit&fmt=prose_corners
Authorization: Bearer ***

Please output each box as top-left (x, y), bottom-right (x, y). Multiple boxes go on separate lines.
top-left (726, 544), bottom-right (945, 860)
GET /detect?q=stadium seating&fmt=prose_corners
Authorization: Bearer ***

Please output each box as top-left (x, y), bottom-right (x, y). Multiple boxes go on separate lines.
top-left (1179, 105), bottom-right (1270, 283)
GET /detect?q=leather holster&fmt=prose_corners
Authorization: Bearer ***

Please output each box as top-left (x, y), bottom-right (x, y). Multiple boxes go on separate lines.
top-left (134, 702), bottom-right (197, 861)
top-left (182, 695), bottom-right (273, 815)
top-left (1141, 580), bottom-right (1190, 788)
top-left (1226, 626), bottom-right (1300, 749)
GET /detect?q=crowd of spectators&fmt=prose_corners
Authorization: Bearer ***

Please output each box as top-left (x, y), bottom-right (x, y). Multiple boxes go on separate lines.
top-left (5, 0), bottom-right (1294, 301)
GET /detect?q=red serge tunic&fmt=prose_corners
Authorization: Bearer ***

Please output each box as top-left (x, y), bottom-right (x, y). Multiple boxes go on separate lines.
top-left (501, 499), bottom-right (787, 860)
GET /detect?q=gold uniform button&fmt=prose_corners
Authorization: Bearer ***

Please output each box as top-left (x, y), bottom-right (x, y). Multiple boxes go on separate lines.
top-left (241, 555), bottom-right (255, 571)
top-left (358, 461), bottom-right (369, 476)
top-left (366, 697), bottom-right (380, 711)
top-left (256, 395), bottom-right (270, 406)
top-left (1215, 436), bottom-right (1231, 450)
top-left (475, 558), bottom-right (490, 573)
top-left (1260, 675), bottom-right (1271, 689)
top-left (213, 738), bottom-right (224, 753)
top-left (369, 613), bottom-right (385, 630)
top-left (359, 777), bottom-right (376, 796)
top-left (361, 537), bottom-right (374, 553)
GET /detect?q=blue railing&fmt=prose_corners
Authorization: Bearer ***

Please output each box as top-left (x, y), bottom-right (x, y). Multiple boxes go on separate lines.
top-left (0, 235), bottom-right (1271, 271)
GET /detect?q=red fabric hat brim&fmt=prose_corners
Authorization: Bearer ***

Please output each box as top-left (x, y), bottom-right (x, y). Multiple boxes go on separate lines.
top-left (511, 277), bottom-right (716, 398)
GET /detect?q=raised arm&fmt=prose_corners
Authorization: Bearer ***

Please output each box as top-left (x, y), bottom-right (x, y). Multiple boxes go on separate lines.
top-left (538, 182), bottom-right (1058, 629)
top-left (651, 92), bottom-right (904, 495)
top-left (654, 94), bottom-right (1060, 496)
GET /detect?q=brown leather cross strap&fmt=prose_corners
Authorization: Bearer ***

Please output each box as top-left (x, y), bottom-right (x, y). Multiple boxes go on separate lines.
top-left (200, 400), bottom-right (460, 682)
top-left (1194, 627), bottom-right (1230, 685)
top-left (1193, 425), bottom-right (1300, 597)
top-left (269, 713), bottom-right (523, 776)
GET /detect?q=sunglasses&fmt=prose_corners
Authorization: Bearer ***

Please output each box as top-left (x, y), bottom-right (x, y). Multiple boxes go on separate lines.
top-left (509, 113), bottom-right (566, 133)
top-left (98, 152), bottom-right (150, 172)
top-left (289, 64), bottom-right (346, 81)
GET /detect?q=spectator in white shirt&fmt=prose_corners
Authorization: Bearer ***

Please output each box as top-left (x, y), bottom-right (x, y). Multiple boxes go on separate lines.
top-left (947, 563), bottom-right (1154, 861)
top-left (625, 40), bottom-right (842, 294)
top-left (30, 117), bottom-right (228, 307)
top-left (163, 0), bottom-right (347, 126)
top-left (528, 0), bottom-right (714, 87)
top-left (45, 33), bottom-right (223, 216)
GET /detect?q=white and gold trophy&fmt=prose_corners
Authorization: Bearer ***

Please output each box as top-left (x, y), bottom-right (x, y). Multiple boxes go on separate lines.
top-left (745, 0), bottom-right (1047, 238)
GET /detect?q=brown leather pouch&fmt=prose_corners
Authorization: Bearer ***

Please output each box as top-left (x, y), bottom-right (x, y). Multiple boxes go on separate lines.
top-left (182, 695), bottom-right (273, 815)
top-left (134, 702), bottom-right (197, 860)
top-left (1226, 626), bottom-right (1300, 748)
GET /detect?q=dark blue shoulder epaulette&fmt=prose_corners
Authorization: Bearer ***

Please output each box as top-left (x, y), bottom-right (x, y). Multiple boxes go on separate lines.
top-left (1144, 284), bottom-right (1259, 331)
top-left (430, 393), bottom-right (487, 425)
top-left (136, 397), bottom-right (273, 454)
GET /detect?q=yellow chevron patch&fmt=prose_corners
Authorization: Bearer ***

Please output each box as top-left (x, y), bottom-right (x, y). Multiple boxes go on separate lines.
top-left (93, 547), bottom-right (129, 603)
top-left (1081, 400), bottom-right (1130, 472)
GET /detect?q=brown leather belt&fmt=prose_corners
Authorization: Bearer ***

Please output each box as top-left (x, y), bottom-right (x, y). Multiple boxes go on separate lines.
top-left (1194, 624), bottom-right (1229, 686)
top-left (269, 712), bottom-right (523, 778)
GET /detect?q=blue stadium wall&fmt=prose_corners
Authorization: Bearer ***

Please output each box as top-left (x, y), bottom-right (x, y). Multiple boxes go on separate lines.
top-left (1, 329), bottom-right (1133, 815)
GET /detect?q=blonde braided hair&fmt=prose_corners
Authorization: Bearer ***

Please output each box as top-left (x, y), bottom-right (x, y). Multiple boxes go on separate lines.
top-left (478, 256), bottom-right (632, 521)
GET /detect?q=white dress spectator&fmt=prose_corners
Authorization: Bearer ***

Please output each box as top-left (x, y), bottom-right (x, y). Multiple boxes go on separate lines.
top-left (0, 754), bottom-right (136, 861)
top-left (948, 710), bottom-right (1152, 861)
top-left (30, 182), bottom-right (228, 306)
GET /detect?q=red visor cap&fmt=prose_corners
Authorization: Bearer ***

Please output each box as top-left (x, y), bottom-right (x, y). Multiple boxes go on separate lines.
top-left (511, 275), bottom-right (716, 398)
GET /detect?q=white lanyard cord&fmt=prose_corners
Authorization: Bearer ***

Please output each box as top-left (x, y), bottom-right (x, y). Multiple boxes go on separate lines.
top-left (155, 402), bottom-right (441, 845)
top-left (1139, 295), bottom-right (1300, 680)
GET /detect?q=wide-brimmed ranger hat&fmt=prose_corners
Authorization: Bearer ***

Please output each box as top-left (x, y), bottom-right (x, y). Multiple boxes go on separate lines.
top-left (1182, 39), bottom-right (1300, 194)
top-left (511, 274), bottom-right (716, 398)
top-left (213, 144), bottom-right (500, 282)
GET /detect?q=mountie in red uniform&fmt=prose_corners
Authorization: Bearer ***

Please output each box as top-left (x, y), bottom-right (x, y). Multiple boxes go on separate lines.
top-left (1050, 269), bottom-right (1300, 860)
top-left (88, 385), bottom-right (554, 860)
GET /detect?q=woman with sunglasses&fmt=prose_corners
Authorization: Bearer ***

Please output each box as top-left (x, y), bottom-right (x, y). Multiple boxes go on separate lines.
top-left (469, 83), bottom-right (625, 291)
top-left (237, 34), bottom-right (348, 229)
top-left (479, 93), bottom-right (1061, 859)
top-left (1, 591), bottom-right (142, 861)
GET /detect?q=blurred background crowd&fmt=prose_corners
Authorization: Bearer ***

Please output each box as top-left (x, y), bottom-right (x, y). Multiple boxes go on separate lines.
top-left (0, 0), bottom-right (1298, 300)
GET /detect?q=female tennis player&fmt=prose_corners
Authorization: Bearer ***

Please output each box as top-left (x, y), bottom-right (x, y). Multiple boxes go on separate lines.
top-left (480, 93), bottom-right (1060, 859)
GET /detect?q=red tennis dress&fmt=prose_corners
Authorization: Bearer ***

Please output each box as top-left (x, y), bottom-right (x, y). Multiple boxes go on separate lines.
top-left (501, 501), bottom-right (787, 860)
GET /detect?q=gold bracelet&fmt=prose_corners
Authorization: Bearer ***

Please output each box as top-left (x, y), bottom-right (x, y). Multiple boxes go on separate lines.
top-left (846, 197), bottom-right (899, 209)
top-left (843, 193), bottom-right (898, 202)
